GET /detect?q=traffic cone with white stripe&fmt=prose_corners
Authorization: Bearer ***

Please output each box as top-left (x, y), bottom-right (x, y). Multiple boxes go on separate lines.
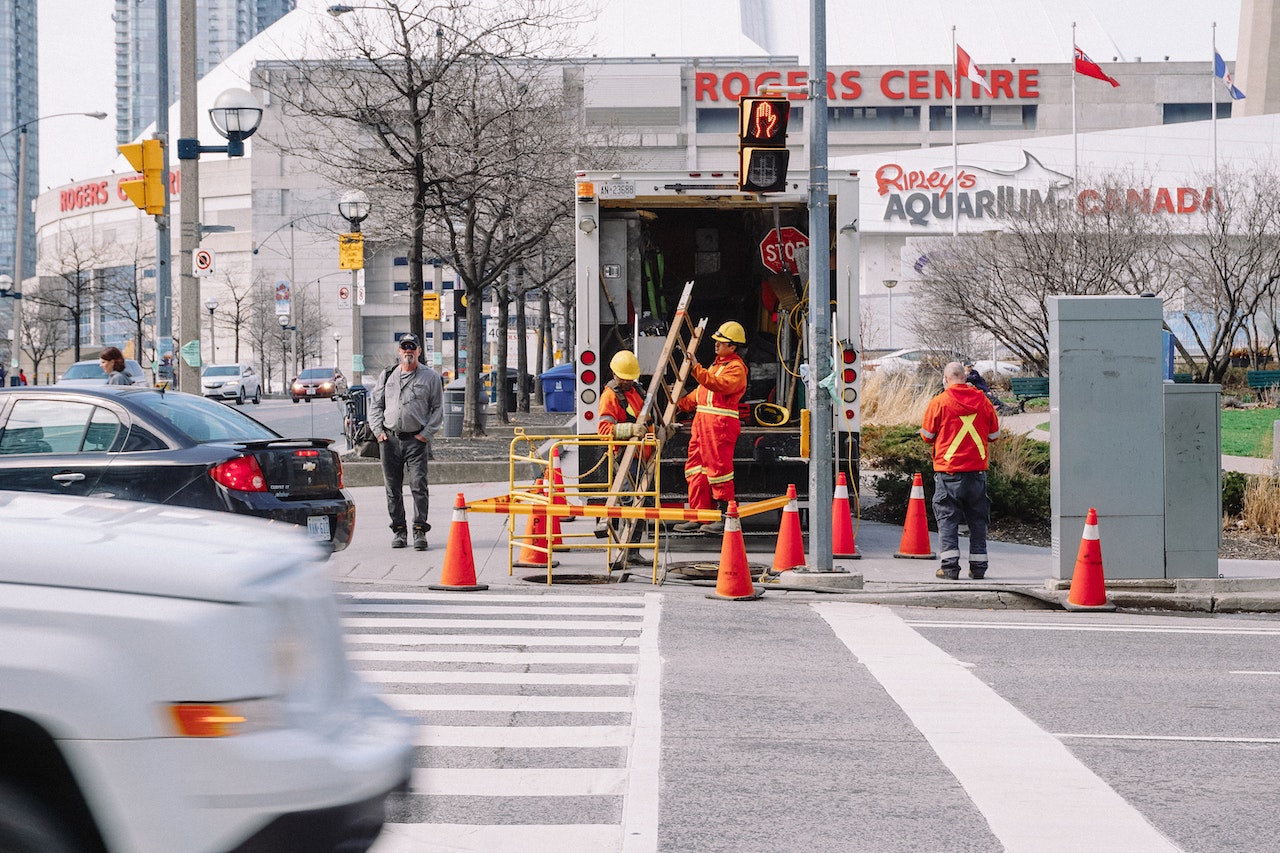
top-left (1064, 507), bottom-right (1116, 612)
top-left (894, 472), bottom-right (937, 559)
top-left (548, 445), bottom-right (575, 523)
top-left (773, 484), bottom-right (806, 571)
top-left (832, 472), bottom-right (860, 559)
top-left (428, 493), bottom-right (489, 591)
top-left (545, 470), bottom-right (564, 545)
top-left (707, 501), bottom-right (763, 601)
top-left (512, 479), bottom-right (560, 569)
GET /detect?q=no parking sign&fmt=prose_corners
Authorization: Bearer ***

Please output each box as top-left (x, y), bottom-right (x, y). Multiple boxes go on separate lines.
top-left (193, 248), bottom-right (215, 277)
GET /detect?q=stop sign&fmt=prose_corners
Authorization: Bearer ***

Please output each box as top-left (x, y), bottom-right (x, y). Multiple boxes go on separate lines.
top-left (759, 226), bottom-right (809, 274)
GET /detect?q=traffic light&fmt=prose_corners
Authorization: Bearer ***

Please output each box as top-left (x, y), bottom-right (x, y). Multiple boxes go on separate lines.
top-left (737, 97), bottom-right (790, 193)
top-left (118, 139), bottom-right (166, 215)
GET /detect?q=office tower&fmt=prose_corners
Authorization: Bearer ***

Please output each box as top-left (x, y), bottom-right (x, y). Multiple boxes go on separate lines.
top-left (1236, 0), bottom-right (1280, 116)
top-left (0, 0), bottom-right (38, 283)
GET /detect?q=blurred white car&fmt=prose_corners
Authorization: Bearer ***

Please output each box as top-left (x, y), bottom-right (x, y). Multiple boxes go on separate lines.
top-left (864, 348), bottom-right (962, 374)
top-left (970, 359), bottom-right (1022, 376)
top-left (201, 363), bottom-right (262, 404)
top-left (57, 358), bottom-right (147, 386)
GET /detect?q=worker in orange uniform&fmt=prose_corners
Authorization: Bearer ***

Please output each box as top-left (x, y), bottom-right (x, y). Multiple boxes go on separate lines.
top-left (673, 321), bottom-right (748, 535)
top-left (920, 361), bottom-right (1000, 580)
top-left (598, 350), bottom-right (646, 443)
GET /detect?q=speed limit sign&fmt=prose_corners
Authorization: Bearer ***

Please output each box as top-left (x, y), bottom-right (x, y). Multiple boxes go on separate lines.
top-left (193, 248), bottom-right (215, 277)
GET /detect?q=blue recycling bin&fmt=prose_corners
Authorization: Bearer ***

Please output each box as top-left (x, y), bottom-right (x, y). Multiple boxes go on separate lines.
top-left (540, 363), bottom-right (577, 413)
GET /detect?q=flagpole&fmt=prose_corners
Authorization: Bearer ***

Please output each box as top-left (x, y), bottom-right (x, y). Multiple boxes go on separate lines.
top-left (952, 26), bottom-right (959, 237)
top-left (1212, 22), bottom-right (1219, 184)
top-left (1072, 21), bottom-right (1078, 187)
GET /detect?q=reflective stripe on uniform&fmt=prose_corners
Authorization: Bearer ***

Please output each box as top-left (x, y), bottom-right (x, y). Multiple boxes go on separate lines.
top-left (707, 471), bottom-right (735, 485)
top-left (941, 413), bottom-right (987, 463)
top-left (696, 404), bottom-right (739, 418)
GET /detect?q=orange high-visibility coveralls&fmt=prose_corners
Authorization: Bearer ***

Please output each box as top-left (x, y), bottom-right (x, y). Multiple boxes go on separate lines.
top-left (678, 351), bottom-right (747, 508)
top-left (597, 380), bottom-right (645, 438)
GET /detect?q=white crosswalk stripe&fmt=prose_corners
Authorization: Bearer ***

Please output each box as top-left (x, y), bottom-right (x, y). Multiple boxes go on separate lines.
top-left (342, 591), bottom-right (662, 853)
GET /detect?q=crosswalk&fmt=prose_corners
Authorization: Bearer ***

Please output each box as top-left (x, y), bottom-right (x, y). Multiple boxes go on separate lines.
top-left (340, 590), bottom-right (662, 853)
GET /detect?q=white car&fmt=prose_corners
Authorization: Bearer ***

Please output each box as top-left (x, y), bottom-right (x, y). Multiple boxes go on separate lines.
top-left (57, 358), bottom-right (148, 386)
top-left (201, 363), bottom-right (262, 404)
top-left (864, 348), bottom-right (963, 374)
top-left (0, 491), bottom-right (413, 852)
top-left (970, 359), bottom-right (1023, 376)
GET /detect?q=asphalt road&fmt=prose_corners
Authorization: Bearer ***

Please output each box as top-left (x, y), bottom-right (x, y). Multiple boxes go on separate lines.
top-left (242, 395), bottom-right (346, 443)
top-left (337, 585), bottom-right (1280, 853)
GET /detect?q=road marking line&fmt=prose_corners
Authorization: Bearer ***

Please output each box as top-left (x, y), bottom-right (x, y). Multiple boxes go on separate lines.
top-left (342, 617), bottom-right (642, 631)
top-left (342, 591), bottom-right (639, 604)
top-left (344, 604), bottom-right (645, 616)
top-left (359, 670), bottom-right (634, 686)
top-left (904, 620), bottom-right (1280, 636)
top-left (1056, 733), bottom-right (1280, 744)
top-left (373, 823), bottom-right (621, 853)
top-left (622, 592), bottom-right (662, 853)
top-left (344, 633), bottom-right (639, 647)
top-left (345, 650), bottom-right (638, 664)
top-left (410, 767), bottom-right (627, 796)
top-left (387, 694), bottom-right (632, 713)
top-left (816, 604), bottom-right (1181, 853)
top-left (415, 725), bottom-right (632, 748)
top-left (1229, 670), bottom-right (1280, 675)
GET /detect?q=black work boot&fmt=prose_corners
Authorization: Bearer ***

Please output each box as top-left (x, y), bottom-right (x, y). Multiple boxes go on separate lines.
top-left (700, 500), bottom-right (729, 535)
top-left (936, 562), bottom-right (960, 580)
top-left (391, 528), bottom-right (408, 549)
top-left (969, 562), bottom-right (988, 580)
top-left (413, 528), bottom-right (428, 551)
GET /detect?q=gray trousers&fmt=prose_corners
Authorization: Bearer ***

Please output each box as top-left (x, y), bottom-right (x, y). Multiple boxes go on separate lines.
top-left (932, 471), bottom-right (989, 569)
top-left (380, 434), bottom-right (431, 532)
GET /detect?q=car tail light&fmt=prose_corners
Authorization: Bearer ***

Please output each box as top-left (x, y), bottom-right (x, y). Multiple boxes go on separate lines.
top-left (334, 452), bottom-right (345, 488)
top-left (294, 449), bottom-right (320, 457)
top-left (211, 455), bottom-right (268, 492)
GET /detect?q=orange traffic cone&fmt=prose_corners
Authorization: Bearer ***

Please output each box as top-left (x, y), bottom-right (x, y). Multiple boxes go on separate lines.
top-left (1064, 508), bottom-right (1116, 612)
top-left (773, 484), bottom-right (806, 571)
top-left (428, 493), bottom-right (489, 591)
top-left (832, 472), bottom-right (860, 559)
top-left (548, 445), bottom-right (575, 523)
top-left (707, 501), bottom-right (763, 601)
top-left (545, 474), bottom-right (564, 546)
top-left (894, 472), bottom-right (937, 559)
top-left (512, 479), bottom-right (560, 569)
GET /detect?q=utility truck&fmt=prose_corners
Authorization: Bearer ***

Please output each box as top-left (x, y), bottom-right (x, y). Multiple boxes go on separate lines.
top-left (571, 170), bottom-right (863, 512)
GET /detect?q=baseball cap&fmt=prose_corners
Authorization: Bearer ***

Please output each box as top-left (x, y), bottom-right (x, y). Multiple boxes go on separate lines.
top-left (399, 334), bottom-right (420, 350)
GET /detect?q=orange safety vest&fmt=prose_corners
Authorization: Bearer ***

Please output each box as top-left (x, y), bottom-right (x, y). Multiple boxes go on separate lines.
top-left (920, 383), bottom-right (1000, 473)
top-left (597, 381), bottom-right (645, 437)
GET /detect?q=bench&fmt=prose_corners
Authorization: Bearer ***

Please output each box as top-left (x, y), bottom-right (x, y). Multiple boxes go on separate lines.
top-left (1172, 372), bottom-right (1193, 384)
top-left (1010, 376), bottom-right (1050, 412)
top-left (1246, 369), bottom-right (1280, 391)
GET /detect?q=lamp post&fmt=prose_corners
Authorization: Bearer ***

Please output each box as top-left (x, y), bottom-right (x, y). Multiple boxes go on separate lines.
top-left (176, 85), bottom-right (263, 392)
top-left (333, 332), bottom-right (342, 365)
top-left (277, 314), bottom-right (290, 394)
top-left (2, 112), bottom-right (108, 372)
top-left (338, 190), bottom-right (370, 386)
top-left (883, 279), bottom-right (898, 349)
top-left (204, 298), bottom-right (218, 364)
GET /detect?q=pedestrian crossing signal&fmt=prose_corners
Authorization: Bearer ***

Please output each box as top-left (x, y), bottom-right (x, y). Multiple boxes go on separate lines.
top-left (738, 97), bottom-right (790, 193)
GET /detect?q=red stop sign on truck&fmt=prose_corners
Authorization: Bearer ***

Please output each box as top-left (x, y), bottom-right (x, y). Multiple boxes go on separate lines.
top-left (759, 226), bottom-right (809, 274)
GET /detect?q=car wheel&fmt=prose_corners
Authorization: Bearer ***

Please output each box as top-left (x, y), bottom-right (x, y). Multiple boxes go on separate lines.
top-left (236, 388), bottom-right (245, 405)
top-left (252, 386), bottom-right (261, 404)
top-left (292, 396), bottom-right (300, 404)
top-left (0, 780), bottom-right (83, 853)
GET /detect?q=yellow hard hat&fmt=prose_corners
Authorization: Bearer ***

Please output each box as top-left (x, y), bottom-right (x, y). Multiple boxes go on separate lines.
top-left (712, 320), bottom-right (747, 345)
top-left (610, 350), bottom-right (641, 380)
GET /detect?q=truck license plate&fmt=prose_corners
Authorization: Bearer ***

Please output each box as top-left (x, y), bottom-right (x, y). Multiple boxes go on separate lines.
top-left (599, 180), bottom-right (636, 199)
top-left (307, 515), bottom-right (331, 540)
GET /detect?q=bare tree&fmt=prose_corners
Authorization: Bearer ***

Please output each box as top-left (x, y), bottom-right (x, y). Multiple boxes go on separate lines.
top-left (32, 230), bottom-right (113, 363)
top-left (20, 297), bottom-right (69, 384)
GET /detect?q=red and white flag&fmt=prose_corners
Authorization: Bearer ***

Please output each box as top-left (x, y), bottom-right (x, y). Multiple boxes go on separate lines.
top-left (956, 44), bottom-right (993, 96)
top-left (1074, 46), bottom-right (1120, 87)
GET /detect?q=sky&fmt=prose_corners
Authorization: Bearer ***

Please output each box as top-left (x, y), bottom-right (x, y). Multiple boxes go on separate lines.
top-left (35, 0), bottom-right (1245, 191)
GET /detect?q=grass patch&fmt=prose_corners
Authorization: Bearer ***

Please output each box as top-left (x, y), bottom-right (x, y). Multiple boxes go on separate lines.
top-left (1221, 408), bottom-right (1280, 458)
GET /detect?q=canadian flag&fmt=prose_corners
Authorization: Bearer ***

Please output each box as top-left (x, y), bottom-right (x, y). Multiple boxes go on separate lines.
top-left (956, 44), bottom-right (993, 96)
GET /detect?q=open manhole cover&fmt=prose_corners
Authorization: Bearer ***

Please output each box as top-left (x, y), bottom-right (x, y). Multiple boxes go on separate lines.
top-left (520, 572), bottom-right (632, 585)
top-left (664, 561), bottom-right (770, 580)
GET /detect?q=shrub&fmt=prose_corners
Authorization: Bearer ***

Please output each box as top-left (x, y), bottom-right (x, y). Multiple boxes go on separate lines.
top-left (1222, 470), bottom-right (1248, 517)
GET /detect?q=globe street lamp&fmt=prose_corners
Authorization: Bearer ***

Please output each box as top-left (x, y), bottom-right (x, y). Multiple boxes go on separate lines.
top-left (338, 190), bottom-right (371, 386)
top-left (333, 332), bottom-right (342, 365)
top-left (205, 298), bottom-right (219, 364)
top-left (883, 279), bottom-right (898, 349)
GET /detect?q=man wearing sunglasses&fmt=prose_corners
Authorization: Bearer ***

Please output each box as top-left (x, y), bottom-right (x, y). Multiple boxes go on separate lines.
top-left (367, 334), bottom-right (445, 550)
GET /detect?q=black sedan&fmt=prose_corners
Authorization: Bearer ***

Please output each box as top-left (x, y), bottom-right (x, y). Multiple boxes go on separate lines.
top-left (0, 386), bottom-right (355, 551)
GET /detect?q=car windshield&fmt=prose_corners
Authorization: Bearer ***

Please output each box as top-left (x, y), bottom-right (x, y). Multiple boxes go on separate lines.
top-left (131, 392), bottom-right (278, 443)
top-left (299, 368), bottom-right (333, 380)
top-left (204, 366), bottom-right (240, 377)
top-left (63, 362), bottom-right (106, 380)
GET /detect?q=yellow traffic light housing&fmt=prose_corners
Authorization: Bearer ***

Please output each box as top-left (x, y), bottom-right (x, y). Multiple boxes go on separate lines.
top-left (118, 139), bottom-right (166, 215)
top-left (737, 97), bottom-right (791, 193)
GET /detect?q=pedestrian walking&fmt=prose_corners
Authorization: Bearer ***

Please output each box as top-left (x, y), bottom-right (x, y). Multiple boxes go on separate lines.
top-left (965, 362), bottom-right (1009, 414)
top-left (367, 334), bottom-right (444, 550)
top-left (18, 369), bottom-right (28, 386)
top-left (673, 320), bottom-right (748, 535)
top-left (100, 347), bottom-right (133, 385)
top-left (921, 361), bottom-right (1000, 580)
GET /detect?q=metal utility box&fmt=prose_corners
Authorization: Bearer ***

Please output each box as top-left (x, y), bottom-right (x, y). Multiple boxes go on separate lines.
top-left (1049, 296), bottom-right (1166, 579)
top-left (1163, 383), bottom-right (1222, 578)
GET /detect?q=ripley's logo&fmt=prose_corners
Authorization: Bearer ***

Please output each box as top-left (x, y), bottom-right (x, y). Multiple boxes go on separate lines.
top-left (876, 153), bottom-right (1217, 226)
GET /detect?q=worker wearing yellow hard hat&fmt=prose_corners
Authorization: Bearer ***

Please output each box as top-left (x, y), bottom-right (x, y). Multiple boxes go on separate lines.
top-left (673, 320), bottom-right (748, 535)
top-left (598, 350), bottom-right (646, 442)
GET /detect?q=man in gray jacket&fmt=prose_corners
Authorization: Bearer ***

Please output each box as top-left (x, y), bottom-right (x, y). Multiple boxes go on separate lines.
top-left (367, 334), bottom-right (444, 550)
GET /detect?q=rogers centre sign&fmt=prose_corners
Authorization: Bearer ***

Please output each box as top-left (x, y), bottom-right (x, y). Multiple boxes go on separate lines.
top-left (694, 68), bottom-right (1040, 102)
top-left (59, 172), bottom-right (181, 213)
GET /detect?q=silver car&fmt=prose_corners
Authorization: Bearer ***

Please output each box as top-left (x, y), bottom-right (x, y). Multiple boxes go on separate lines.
top-left (57, 358), bottom-right (148, 386)
top-left (201, 363), bottom-right (262, 405)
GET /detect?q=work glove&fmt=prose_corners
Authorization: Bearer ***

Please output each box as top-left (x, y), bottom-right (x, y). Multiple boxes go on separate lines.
top-left (613, 422), bottom-right (638, 440)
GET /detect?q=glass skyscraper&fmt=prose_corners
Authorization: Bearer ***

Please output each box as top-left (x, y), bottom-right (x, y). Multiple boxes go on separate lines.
top-left (1, 0), bottom-right (38, 284)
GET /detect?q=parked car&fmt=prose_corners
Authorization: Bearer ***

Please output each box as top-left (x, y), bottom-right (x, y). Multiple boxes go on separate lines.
top-left (0, 490), bottom-right (413, 853)
top-left (970, 359), bottom-right (1023, 376)
top-left (201, 363), bottom-right (262, 405)
top-left (864, 348), bottom-right (964, 374)
top-left (292, 366), bottom-right (349, 402)
top-left (56, 358), bottom-right (147, 386)
top-left (0, 386), bottom-right (355, 551)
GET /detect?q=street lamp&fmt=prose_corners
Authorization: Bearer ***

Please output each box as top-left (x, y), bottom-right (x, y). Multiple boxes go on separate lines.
top-left (176, 89), bottom-right (264, 160)
top-left (338, 189), bottom-right (371, 386)
top-left (277, 314), bottom-right (291, 394)
top-left (333, 332), bottom-right (342, 365)
top-left (204, 298), bottom-right (219, 364)
top-left (883, 279), bottom-right (898, 349)
top-left (2, 111), bottom-right (108, 371)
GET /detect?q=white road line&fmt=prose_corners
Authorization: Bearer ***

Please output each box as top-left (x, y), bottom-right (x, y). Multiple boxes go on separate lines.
top-left (342, 591), bottom-right (639, 604)
top-left (386, 694), bottom-right (633, 714)
top-left (359, 670), bottom-right (634, 686)
top-left (904, 620), bottom-right (1280, 636)
top-left (342, 617), bottom-right (642, 631)
top-left (1229, 670), bottom-right (1280, 675)
top-left (345, 604), bottom-right (645, 616)
top-left (410, 767), bottom-right (627, 796)
top-left (622, 592), bottom-right (662, 853)
top-left (345, 650), bottom-right (638, 664)
top-left (344, 633), bottom-right (639, 647)
top-left (415, 725), bottom-right (632, 748)
top-left (373, 823), bottom-right (621, 853)
top-left (816, 603), bottom-right (1181, 853)
top-left (1056, 733), bottom-right (1280, 744)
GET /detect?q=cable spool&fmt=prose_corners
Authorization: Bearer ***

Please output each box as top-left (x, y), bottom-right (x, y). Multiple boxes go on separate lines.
top-left (753, 402), bottom-right (790, 427)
